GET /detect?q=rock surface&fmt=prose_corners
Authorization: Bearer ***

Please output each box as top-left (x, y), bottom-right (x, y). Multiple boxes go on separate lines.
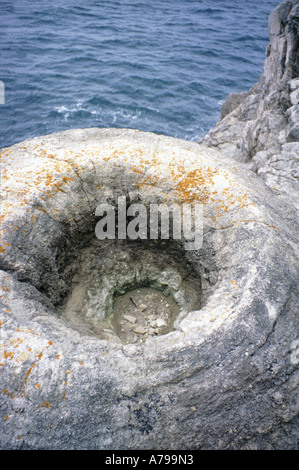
top-left (0, 127), bottom-right (298, 450)
top-left (0, 2), bottom-right (298, 451)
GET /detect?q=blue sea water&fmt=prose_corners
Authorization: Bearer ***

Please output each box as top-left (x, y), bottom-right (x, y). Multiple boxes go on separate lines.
top-left (0, 0), bottom-right (279, 149)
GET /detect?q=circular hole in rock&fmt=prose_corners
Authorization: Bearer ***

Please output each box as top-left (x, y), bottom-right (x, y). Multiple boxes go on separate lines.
top-left (60, 239), bottom-right (202, 344)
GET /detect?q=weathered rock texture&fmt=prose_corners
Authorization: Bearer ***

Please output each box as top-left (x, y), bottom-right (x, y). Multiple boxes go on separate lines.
top-left (201, 0), bottom-right (299, 211)
top-left (0, 127), bottom-right (298, 450)
top-left (0, 2), bottom-right (298, 451)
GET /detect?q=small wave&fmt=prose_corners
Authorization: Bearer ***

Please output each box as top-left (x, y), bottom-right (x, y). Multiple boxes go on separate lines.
top-left (0, 0), bottom-right (279, 149)
top-left (54, 101), bottom-right (87, 120)
top-left (53, 100), bottom-right (143, 123)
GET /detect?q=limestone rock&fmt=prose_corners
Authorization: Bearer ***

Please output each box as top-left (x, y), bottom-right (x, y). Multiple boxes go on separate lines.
top-left (123, 315), bottom-right (137, 324)
top-left (151, 319), bottom-right (167, 328)
top-left (289, 78), bottom-right (299, 91)
top-left (133, 326), bottom-right (146, 335)
top-left (290, 88), bottom-right (299, 105)
top-left (0, 127), bottom-right (298, 450)
top-left (139, 304), bottom-right (147, 312)
top-left (286, 104), bottom-right (299, 141)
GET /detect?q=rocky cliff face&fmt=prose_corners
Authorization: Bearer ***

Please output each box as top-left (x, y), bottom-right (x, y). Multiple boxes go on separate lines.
top-left (201, 0), bottom-right (299, 210)
top-left (0, 1), bottom-right (298, 451)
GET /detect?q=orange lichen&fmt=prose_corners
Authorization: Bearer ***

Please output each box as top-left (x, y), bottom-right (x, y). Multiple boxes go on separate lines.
top-left (41, 401), bottom-right (51, 408)
top-left (1, 285), bottom-right (10, 292)
top-left (12, 338), bottom-right (23, 348)
top-left (171, 167), bottom-right (218, 204)
top-left (45, 175), bottom-right (53, 186)
top-left (16, 328), bottom-right (39, 336)
top-left (3, 350), bottom-right (14, 360)
top-left (35, 352), bottom-right (43, 361)
top-left (25, 363), bottom-right (36, 377)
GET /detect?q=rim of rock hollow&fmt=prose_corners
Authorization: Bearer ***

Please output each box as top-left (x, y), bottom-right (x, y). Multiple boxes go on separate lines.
top-left (0, 128), bottom-right (297, 353)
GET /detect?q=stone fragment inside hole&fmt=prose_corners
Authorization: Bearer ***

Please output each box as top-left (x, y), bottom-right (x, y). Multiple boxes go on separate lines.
top-left (112, 287), bottom-right (180, 344)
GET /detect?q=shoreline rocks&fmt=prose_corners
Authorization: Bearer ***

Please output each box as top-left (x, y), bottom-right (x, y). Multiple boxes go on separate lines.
top-left (200, 0), bottom-right (299, 211)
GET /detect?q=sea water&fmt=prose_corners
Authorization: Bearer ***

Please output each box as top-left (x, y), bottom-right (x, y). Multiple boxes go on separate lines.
top-left (0, 0), bottom-right (279, 148)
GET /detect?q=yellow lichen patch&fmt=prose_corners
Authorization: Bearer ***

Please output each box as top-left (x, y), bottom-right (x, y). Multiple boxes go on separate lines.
top-left (1, 140), bottom-right (253, 234)
top-left (45, 175), bottom-right (53, 186)
top-left (115, 147), bottom-right (252, 218)
top-left (25, 363), bottom-right (36, 378)
top-left (2, 350), bottom-right (14, 360)
top-left (1, 284), bottom-right (10, 293)
top-left (16, 328), bottom-right (39, 336)
top-left (236, 193), bottom-right (249, 209)
top-left (0, 328), bottom-right (56, 399)
top-left (171, 167), bottom-right (218, 204)
top-left (41, 401), bottom-right (51, 408)
top-left (0, 157), bottom-right (77, 224)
